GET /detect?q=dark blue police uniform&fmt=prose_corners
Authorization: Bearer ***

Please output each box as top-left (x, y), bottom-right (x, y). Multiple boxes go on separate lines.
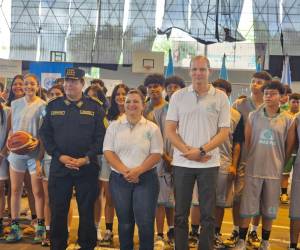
top-left (40, 69), bottom-right (107, 250)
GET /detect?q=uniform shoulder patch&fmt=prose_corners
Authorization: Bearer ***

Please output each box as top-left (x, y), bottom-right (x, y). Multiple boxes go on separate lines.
top-left (89, 96), bottom-right (103, 106)
top-left (103, 117), bottom-right (109, 128)
top-left (47, 96), bottom-right (63, 105)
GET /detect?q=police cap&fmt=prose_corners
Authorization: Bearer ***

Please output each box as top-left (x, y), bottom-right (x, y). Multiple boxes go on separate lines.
top-left (65, 68), bottom-right (85, 80)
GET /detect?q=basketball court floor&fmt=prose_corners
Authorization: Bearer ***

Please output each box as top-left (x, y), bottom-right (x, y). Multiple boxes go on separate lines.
top-left (0, 197), bottom-right (292, 250)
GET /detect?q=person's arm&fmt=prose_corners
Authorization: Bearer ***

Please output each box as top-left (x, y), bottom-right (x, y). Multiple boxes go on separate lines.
top-left (165, 93), bottom-right (190, 154)
top-left (102, 121), bottom-right (129, 174)
top-left (74, 106), bottom-right (107, 168)
top-left (244, 119), bottom-right (252, 151)
top-left (285, 119), bottom-right (296, 163)
top-left (181, 127), bottom-right (229, 161)
top-left (39, 104), bottom-right (62, 159)
top-left (104, 150), bottom-right (129, 175)
top-left (201, 92), bottom-right (231, 153)
top-left (0, 110), bottom-right (11, 161)
top-left (201, 127), bottom-right (230, 153)
top-left (165, 120), bottom-right (189, 153)
top-left (229, 116), bottom-right (244, 175)
top-left (229, 143), bottom-right (241, 175)
top-left (84, 105), bottom-right (107, 160)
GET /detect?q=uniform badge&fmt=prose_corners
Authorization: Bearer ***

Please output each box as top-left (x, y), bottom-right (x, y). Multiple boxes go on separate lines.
top-left (80, 110), bottom-right (94, 116)
top-left (51, 111), bottom-right (65, 116)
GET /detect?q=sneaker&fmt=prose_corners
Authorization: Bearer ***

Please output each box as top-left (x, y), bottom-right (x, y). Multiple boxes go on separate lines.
top-left (99, 229), bottom-right (113, 246)
top-left (41, 230), bottom-right (50, 247)
top-left (33, 225), bottom-right (46, 244)
top-left (3, 225), bottom-right (11, 235)
top-left (154, 235), bottom-right (165, 249)
top-left (214, 233), bottom-right (225, 249)
top-left (232, 239), bottom-right (246, 250)
top-left (189, 231), bottom-right (199, 248)
top-left (281, 193), bottom-right (290, 204)
top-left (247, 230), bottom-right (261, 248)
top-left (223, 230), bottom-right (239, 247)
top-left (167, 229), bottom-right (174, 247)
top-left (6, 224), bottom-right (22, 243)
top-left (23, 225), bottom-right (35, 235)
top-left (97, 227), bottom-right (102, 241)
top-left (259, 240), bottom-right (270, 250)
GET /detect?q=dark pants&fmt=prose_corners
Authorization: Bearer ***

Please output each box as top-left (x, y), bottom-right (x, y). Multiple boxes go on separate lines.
top-left (49, 173), bottom-right (98, 250)
top-left (109, 168), bottom-right (159, 250)
top-left (173, 166), bottom-right (218, 250)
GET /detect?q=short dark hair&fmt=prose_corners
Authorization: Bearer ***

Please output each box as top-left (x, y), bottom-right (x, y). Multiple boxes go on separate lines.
top-left (84, 85), bottom-right (108, 111)
top-left (164, 76), bottom-right (185, 89)
top-left (143, 74), bottom-right (165, 87)
top-left (137, 85), bottom-right (147, 98)
top-left (91, 79), bottom-right (105, 87)
top-left (55, 78), bottom-right (64, 85)
top-left (252, 71), bottom-right (272, 81)
top-left (261, 80), bottom-right (285, 95)
top-left (212, 79), bottom-right (232, 94)
top-left (48, 84), bottom-right (65, 95)
top-left (289, 93), bottom-right (300, 101)
top-left (282, 84), bottom-right (292, 95)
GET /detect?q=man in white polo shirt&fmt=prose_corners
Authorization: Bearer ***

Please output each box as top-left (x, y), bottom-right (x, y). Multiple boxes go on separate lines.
top-left (165, 55), bottom-right (230, 250)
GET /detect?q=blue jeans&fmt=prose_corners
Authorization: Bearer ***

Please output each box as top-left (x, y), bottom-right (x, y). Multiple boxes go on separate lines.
top-left (109, 168), bottom-right (159, 250)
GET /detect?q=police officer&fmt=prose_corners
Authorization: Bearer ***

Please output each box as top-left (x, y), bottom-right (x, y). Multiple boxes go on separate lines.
top-left (40, 68), bottom-right (107, 250)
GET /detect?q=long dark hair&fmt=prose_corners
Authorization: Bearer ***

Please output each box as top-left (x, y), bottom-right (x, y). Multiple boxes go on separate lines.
top-left (7, 74), bottom-right (24, 107)
top-left (107, 84), bottom-right (129, 121)
top-left (84, 85), bottom-right (108, 112)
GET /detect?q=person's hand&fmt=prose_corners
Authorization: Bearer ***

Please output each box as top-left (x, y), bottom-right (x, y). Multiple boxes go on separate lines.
top-left (163, 154), bottom-right (173, 172)
top-left (181, 147), bottom-right (212, 163)
top-left (36, 160), bottom-right (43, 179)
top-left (59, 155), bottom-right (79, 170)
top-left (72, 157), bottom-right (89, 168)
top-left (197, 155), bottom-right (212, 163)
top-left (228, 165), bottom-right (237, 176)
top-left (124, 167), bottom-right (142, 183)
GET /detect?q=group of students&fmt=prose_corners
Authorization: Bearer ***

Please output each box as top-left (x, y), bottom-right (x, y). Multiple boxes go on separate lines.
top-left (0, 55), bottom-right (299, 250)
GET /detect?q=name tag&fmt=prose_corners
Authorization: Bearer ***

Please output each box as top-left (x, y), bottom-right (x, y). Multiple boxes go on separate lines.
top-left (51, 111), bottom-right (65, 116)
top-left (80, 110), bottom-right (94, 116)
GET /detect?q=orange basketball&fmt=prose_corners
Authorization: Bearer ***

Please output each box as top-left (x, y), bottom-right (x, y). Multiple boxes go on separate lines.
top-left (7, 131), bottom-right (39, 155)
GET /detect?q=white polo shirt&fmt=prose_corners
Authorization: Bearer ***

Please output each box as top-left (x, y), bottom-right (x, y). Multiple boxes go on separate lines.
top-left (166, 84), bottom-right (230, 168)
top-left (103, 115), bottom-right (163, 173)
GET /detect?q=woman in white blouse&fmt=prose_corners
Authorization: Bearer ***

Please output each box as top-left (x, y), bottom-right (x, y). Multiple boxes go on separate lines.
top-left (103, 89), bottom-right (163, 250)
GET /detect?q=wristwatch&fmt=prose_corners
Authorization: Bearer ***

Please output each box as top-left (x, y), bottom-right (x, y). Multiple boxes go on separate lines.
top-left (199, 147), bottom-right (206, 157)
